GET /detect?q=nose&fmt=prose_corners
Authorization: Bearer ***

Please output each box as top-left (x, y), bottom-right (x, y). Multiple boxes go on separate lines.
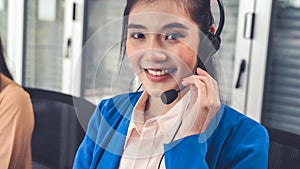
top-left (146, 34), bottom-right (168, 62)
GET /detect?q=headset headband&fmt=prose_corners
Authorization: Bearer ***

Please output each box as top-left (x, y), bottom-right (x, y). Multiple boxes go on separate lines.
top-left (215, 0), bottom-right (225, 37)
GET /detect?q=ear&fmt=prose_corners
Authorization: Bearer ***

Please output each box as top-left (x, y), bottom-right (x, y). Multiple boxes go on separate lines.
top-left (209, 24), bottom-right (216, 34)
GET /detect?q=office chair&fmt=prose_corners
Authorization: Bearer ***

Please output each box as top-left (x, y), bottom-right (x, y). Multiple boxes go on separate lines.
top-left (267, 127), bottom-right (300, 169)
top-left (24, 87), bottom-right (95, 169)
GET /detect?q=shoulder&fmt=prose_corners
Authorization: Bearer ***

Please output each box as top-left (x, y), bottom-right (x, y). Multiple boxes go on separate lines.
top-left (219, 104), bottom-right (269, 144)
top-left (91, 92), bottom-right (143, 123)
top-left (0, 82), bottom-right (32, 110)
top-left (215, 105), bottom-right (270, 168)
top-left (85, 92), bottom-right (143, 139)
top-left (0, 82), bottom-right (34, 121)
top-left (223, 105), bottom-right (267, 131)
top-left (97, 92), bottom-right (142, 112)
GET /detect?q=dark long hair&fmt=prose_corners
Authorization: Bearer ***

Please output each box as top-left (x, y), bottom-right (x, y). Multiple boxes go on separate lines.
top-left (119, 0), bottom-right (214, 63)
top-left (0, 36), bottom-right (14, 81)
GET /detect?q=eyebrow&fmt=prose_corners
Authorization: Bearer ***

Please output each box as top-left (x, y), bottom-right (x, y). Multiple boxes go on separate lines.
top-left (127, 24), bottom-right (146, 30)
top-left (127, 22), bottom-right (189, 31)
top-left (161, 22), bottom-right (189, 31)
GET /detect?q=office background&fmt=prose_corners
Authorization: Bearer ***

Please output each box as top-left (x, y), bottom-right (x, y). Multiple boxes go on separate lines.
top-left (0, 0), bottom-right (299, 137)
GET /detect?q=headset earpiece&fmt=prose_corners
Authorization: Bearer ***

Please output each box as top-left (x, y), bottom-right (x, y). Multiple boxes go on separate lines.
top-left (198, 32), bottom-right (220, 66)
top-left (206, 32), bottom-right (221, 52)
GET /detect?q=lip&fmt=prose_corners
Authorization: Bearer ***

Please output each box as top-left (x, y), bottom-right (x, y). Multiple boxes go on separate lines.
top-left (144, 68), bottom-right (176, 82)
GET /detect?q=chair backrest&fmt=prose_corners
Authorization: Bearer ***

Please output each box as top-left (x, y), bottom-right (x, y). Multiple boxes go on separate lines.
top-left (24, 87), bottom-right (95, 169)
top-left (267, 127), bottom-right (300, 169)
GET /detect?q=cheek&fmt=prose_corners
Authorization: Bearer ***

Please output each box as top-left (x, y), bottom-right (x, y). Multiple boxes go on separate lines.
top-left (175, 35), bottom-right (199, 70)
top-left (126, 41), bottom-right (135, 57)
top-left (176, 44), bottom-right (198, 70)
top-left (125, 41), bottom-right (143, 73)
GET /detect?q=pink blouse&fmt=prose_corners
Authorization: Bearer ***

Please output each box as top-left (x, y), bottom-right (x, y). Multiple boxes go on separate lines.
top-left (119, 91), bottom-right (190, 169)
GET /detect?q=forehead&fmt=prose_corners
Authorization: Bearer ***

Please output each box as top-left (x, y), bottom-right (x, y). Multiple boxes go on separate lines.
top-left (130, 0), bottom-right (187, 15)
top-left (128, 0), bottom-right (197, 28)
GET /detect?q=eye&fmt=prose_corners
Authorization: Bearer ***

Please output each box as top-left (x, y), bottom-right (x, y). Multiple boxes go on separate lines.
top-left (130, 33), bottom-right (146, 39)
top-left (165, 33), bottom-right (184, 40)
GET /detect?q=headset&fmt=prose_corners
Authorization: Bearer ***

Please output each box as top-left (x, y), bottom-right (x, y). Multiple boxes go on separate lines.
top-left (119, 0), bottom-right (225, 167)
top-left (208, 0), bottom-right (225, 52)
top-left (197, 0), bottom-right (225, 71)
top-left (161, 0), bottom-right (225, 105)
top-left (157, 0), bottom-right (225, 166)
top-left (158, 0), bottom-right (225, 167)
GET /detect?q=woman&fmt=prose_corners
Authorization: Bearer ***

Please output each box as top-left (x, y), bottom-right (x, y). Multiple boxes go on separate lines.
top-left (73, 0), bottom-right (269, 168)
top-left (0, 37), bottom-right (34, 169)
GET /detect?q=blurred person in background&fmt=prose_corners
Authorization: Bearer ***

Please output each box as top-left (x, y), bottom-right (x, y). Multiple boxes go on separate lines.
top-left (0, 36), bottom-right (34, 169)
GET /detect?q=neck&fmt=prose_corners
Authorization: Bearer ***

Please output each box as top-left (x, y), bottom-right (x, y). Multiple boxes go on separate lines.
top-left (144, 88), bottom-right (188, 121)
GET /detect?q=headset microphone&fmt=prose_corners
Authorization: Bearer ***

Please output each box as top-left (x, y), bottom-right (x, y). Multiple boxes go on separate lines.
top-left (161, 86), bottom-right (187, 104)
top-left (160, 0), bottom-right (225, 105)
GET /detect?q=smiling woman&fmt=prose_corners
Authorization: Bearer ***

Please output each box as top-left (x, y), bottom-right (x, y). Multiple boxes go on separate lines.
top-left (126, 13), bottom-right (199, 95)
top-left (72, 0), bottom-right (269, 169)
top-left (125, 12), bottom-right (202, 122)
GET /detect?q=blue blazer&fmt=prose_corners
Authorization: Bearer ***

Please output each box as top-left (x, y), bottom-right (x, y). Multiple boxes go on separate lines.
top-left (73, 92), bottom-right (269, 169)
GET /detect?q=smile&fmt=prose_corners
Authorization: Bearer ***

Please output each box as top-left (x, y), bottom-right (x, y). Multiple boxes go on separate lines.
top-left (145, 68), bottom-right (176, 76)
top-left (147, 69), bottom-right (169, 76)
top-left (144, 68), bottom-right (176, 82)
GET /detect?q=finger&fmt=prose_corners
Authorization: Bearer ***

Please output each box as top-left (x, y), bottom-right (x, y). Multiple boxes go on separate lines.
top-left (195, 69), bottom-right (219, 106)
top-left (181, 76), bottom-right (202, 105)
top-left (183, 74), bottom-right (219, 117)
top-left (182, 71), bottom-right (222, 134)
top-left (182, 75), bottom-right (211, 97)
top-left (210, 78), bottom-right (221, 109)
top-left (196, 67), bottom-right (209, 76)
top-left (182, 75), bottom-right (211, 109)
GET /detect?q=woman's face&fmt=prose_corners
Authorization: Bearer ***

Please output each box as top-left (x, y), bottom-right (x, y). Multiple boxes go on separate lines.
top-left (126, 0), bottom-right (200, 95)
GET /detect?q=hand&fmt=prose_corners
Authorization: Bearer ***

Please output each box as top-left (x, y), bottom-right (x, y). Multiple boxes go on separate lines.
top-left (180, 68), bottom-right (221, 136)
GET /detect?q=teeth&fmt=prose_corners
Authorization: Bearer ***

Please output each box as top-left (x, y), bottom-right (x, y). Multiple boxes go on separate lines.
top-left (147, 69), bottom-right (169, 76)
